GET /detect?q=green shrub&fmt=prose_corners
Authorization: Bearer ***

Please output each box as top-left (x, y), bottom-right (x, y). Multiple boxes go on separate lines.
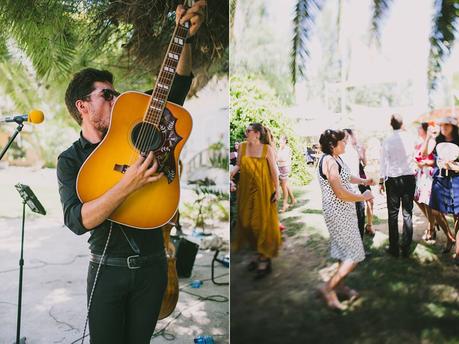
top-left (230, 75), bottom-right (311, 185)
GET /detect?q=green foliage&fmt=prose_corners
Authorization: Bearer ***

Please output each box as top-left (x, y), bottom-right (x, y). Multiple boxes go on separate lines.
top-left (183, 178), bottom-right (229, 230)
top-left (0, 0), bottom-right (228, 168)
top-left (8, 140), bottom-right (26, 160)
top-left (230, 0), bottom-right (294, 104)
top-left (230, 75), bottom-right (311, 185)
top-left (292, 0), bottom-right (459, 95)
top-left (208, 141), bottom-right (229, 170)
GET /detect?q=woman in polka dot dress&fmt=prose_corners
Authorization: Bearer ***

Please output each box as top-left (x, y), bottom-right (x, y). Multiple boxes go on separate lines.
top-left (317, 129), bottom-right (375, 310)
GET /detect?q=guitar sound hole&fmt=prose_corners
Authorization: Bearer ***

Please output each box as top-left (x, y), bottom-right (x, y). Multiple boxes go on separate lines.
top-left (131, 122), bottom-right (163, 154)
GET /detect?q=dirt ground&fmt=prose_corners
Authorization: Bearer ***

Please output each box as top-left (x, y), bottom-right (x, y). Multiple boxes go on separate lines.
top-left (230, 176), bottom-right (459, 344)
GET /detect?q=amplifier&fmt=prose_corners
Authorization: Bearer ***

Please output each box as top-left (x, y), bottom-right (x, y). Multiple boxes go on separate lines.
top-left (170, 235), bottom-right (200, 278)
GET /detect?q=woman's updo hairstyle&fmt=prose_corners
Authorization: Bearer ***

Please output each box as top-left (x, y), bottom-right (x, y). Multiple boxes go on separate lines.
top-left (249, 122), bottom-right (269, 144)
top-left (319, 129), bottom-right (346, 155)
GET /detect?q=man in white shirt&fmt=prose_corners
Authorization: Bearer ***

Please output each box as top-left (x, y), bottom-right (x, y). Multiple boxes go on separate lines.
top-left (379, 114), bottom-right (416, 257)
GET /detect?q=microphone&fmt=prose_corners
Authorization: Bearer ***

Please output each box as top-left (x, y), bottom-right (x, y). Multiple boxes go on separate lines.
top-left (0, 110), bottom-right (44, 124)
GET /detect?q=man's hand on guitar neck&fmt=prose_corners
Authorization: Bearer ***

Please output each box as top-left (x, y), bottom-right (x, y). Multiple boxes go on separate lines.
top-left (176, 0), bottom-right (207, 37)
top-left (175, 1), bottom-right (206, 76)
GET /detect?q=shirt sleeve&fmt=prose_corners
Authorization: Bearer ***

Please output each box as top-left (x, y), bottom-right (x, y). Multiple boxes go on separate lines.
top-left (168, 73), bottom-right (193, 105)
top-left (144, 74), bottom-right (193, 106)
top-left (380, 140), bottom-right (386, 179)
top-left (56, 153), bottom-right (88, 235)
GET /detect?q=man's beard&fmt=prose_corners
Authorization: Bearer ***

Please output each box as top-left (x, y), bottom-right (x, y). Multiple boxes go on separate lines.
top-left (91, 113), bottom-right (109, 136)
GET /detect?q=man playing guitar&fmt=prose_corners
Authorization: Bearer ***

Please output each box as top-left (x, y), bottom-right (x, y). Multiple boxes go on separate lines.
top-left (56, 2), bottom-right (206, 343)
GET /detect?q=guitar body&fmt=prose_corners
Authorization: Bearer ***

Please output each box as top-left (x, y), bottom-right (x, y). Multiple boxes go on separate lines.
top-left (76, 91), bottom-right (192, 229)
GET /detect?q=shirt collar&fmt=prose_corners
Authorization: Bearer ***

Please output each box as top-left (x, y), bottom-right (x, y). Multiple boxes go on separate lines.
top-left (79, 132), bottom-right (99, 149)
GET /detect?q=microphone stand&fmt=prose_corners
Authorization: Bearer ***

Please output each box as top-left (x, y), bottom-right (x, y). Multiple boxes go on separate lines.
top-left (0, 120), bottom-right (24, 161)
top-left (0, 120), bottom-right (27, 343)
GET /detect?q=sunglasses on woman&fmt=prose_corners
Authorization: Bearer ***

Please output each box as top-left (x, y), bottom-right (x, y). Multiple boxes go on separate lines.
top-left (84, 88), bottom-right (120, 102)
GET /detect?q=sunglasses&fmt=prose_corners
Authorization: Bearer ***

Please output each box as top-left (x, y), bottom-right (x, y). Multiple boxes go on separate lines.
top-left (84, 88), bottom-right (120, 102)
top-left (245, 128), bottom-right (254, 134)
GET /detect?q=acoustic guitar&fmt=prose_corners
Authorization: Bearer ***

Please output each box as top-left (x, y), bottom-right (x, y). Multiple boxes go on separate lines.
top-left (76, 11), bottom-right (193, 229)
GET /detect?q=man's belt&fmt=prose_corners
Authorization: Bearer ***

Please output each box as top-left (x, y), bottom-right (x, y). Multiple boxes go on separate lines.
top-left (89, 252), bottom-right (164, 270)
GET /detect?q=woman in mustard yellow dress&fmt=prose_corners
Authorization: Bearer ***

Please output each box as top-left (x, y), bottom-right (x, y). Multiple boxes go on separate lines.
top-left (230, 123), bottom-right (281, 279)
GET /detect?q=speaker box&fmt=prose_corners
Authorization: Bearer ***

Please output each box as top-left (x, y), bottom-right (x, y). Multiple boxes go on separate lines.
top-left (170, 235), bottom-right (200, 278)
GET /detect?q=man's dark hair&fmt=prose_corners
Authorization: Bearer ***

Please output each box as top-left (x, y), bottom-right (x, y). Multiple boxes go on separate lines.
top-left (319, 129), bottom-right (346, 155)
top-left (65, 68), bottom-right (114, 125)
top-left (390, 114), bottom-right (403, 130)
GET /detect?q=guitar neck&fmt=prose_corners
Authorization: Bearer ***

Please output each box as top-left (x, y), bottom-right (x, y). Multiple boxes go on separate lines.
top-left (145, 21), bottom-right (190, 126)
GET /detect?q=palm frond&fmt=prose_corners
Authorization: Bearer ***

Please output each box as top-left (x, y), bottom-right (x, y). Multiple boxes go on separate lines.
top-left (428, 0), bottom-right (459, 91)
top-left (370, 0), bottom-right (393, 44)
top-left (0, 0), bottom-right (79, 78)
top-left (291, 0), bottom-right (324, 85)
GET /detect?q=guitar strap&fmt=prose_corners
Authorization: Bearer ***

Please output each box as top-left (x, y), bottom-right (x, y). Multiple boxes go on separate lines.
top-left (120, 220), bottom-right (178, 256)
top-left (120, 225), bottom-right (141, 255)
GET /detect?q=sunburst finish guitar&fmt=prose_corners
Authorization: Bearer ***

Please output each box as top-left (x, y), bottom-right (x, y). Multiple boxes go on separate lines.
top-left (76, 14), bottom-right (192, 229)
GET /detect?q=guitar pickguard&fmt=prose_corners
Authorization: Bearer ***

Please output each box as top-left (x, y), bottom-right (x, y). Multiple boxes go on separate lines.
top-left (155, 107), bottom-right (183, 183)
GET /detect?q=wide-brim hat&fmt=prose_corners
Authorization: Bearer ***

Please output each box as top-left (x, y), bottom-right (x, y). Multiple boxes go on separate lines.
top-left (436, 116), bottom-right (458, 126)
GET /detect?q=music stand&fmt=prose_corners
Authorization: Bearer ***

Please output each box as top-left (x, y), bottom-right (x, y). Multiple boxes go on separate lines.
top-left (13, 183), bottom-right (46, 344)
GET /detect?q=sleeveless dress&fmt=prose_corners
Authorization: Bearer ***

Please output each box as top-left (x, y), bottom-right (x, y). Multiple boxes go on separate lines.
top-left (429, 140), bottom-right (459, 214)
top-left (414, 143), bottom-right (434, 205)
top-left (277, 146), bottom-right (291, 181)
top-left (318, 155), bottom-right (365, 263)
top-left (233, 142), bottom-right (281, 258)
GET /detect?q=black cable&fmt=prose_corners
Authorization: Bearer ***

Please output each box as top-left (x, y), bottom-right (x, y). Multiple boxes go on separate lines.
top-left (70, 334), bottom-right (89, 344)
top-left (151, 279), bottom-right (229, 340)
top-left (0, 254), bottom-right (87, 274)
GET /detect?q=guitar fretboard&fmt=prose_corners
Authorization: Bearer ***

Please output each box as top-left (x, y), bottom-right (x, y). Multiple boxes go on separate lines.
top-left (145, 21), bottom-right (190, 126)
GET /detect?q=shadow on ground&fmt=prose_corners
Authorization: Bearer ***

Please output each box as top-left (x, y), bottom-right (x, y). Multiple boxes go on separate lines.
top-left (231, 185), bottom-right (459, 344)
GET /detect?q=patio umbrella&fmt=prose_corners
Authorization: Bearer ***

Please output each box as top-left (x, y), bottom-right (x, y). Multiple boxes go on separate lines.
top-left (417, 107), bottom-right (459, 122)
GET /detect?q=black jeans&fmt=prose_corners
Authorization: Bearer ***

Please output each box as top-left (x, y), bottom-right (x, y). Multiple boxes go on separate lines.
top-left (385, 175), bottom-right (416, 253)
top-left (87, 255), bottom-right (168, 344)
top-left (356, 201), bottom-right (366, 238)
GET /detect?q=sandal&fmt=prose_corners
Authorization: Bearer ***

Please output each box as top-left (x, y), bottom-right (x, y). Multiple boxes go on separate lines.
top-left (317, 285), bottom-right (347, 311)
top-left (336, 285), bottom-right (360, 303)
top-left (443, 240), bottom-right (455, 254)
top-left (247, 255), bottom-right (259, 272)
top-left (281, 203), bottom-right (289, 213)
top-left (365, 224), bottom-right (376, 236)
top-left (254, 258), bottom-right (272, 280)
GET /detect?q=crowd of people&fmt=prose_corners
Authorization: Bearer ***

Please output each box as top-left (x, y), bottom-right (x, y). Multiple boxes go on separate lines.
top-left (230, 114), bottom-right (459, 309)
top-left (316, 113), bottom-right (459, 310)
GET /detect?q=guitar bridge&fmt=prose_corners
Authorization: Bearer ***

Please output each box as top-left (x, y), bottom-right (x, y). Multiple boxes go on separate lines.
top-left (114, 164), bottom-right (130, 174)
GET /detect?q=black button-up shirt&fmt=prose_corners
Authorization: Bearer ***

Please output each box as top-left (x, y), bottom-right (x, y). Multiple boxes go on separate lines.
top-left (57, 74), bottom-right (192, 257)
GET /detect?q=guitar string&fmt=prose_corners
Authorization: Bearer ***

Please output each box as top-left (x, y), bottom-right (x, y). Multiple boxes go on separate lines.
top-left (130, 23), bottom-right (188, 169)
top-left (130, 23), bottom-right (186, 164)
top-left (134, 24), bottom-right (189, 173)
top-left (140, 33), bottom-right (187, 163)
top-left (139, 24), bottom-right (188, 155)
